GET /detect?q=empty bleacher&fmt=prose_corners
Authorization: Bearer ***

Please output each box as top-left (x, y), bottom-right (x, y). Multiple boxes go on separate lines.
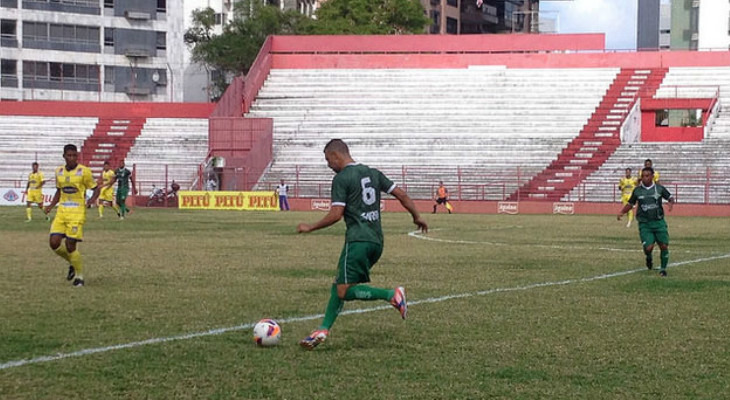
top-left (0, 116), bottom-right (209, 193)
top-left (248, 67), bottom-right (619, 199)
top-left (125, 118), bottom-right (209, 191)
top-left (0, 116), bottom-right (97, 184)
top-left (565, 67), bottom-right (730, 204)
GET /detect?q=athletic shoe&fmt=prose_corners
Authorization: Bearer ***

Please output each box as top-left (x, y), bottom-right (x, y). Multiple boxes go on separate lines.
top-left (299, 329), bottom-right (328, 350)
top-left (72, 278), bottom-right (84, 287)
top-left (646, 258), bottom-right (653, 270)
top-left (67, 265), bottom-right (75, 281)
top-left (390, 286), bottom-right (407, 320)
top-left (659, 270), bottom-right (667, 277)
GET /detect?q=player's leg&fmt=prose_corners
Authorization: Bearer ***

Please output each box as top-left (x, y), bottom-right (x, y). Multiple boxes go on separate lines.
top-left (622, 196), bottom-right (633, 227)
top-left (98, 199), bottom-right (104, 218)
top-left (65, 224), bottom-right (85, 286)
top-left (117, 189), bottom-right (127, 218)
top-left (639, 223), bottom-right (656, 270)
top-left (26, 201), bottom-right (33, 221)
top-left (655, 221), bottom-right (670, 276)
top-left (49, 214), bottom-right (75, 280)
top-left (283, 196), bottom-right (290, 211)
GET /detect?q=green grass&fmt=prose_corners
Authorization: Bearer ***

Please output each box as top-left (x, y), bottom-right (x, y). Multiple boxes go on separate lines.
top-left (1, 208), bottom-right (729, 399)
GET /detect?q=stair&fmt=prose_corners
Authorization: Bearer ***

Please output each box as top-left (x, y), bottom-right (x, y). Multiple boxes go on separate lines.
top-left (508, 68), bottom-right (668, 202)
top-left (79, 118), bottom-right (146, 175)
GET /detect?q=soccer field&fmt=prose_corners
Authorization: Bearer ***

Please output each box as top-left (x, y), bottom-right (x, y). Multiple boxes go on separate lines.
top-left (1, 208), bottom-right (729, 399)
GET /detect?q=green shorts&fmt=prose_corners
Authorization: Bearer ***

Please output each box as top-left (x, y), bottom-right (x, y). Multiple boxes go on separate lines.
top-left (638, 219), bottom-right (669, 247)
top-left (116, 186), bottom-right (129, 202)
top-left (336, 241), bottom-right (383, 285)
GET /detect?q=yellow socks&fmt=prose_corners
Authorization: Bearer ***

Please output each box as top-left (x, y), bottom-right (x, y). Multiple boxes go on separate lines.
top-left (54, 246), bottom-right (70, 262)
top-left (68, 250), bottom-right (83, 279)
top-left (99, 204), bottom-right (104, 217)
top-left (26, 207), bottom-right (32, 220)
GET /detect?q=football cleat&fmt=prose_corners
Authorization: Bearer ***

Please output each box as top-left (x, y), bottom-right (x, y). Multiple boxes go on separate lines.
top-left (646, 258), bottom-right (653, 270)
top-left (67, 265), bottom-right (75, 281)
top-left (659, 270), bottom-right (667, 277)
top-left (72, 278), bottom-right (84, 287)
top-left (390, 286), bottom-right (408, 320)
top-left (299, 329), bottom-right (328, 350)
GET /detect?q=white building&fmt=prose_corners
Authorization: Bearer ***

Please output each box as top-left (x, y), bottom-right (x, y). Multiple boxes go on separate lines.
top-left (0, 0), bottom-right (186, 102)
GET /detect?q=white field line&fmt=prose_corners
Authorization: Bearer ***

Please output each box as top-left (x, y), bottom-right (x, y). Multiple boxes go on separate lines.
top-left (2, 252), bottom-right (729, 371)
top-left (408, 229), bottom-right (698, 253)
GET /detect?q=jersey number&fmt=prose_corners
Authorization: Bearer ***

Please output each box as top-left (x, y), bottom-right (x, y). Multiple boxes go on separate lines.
top-left (360, 177), bottom-right (376, 205)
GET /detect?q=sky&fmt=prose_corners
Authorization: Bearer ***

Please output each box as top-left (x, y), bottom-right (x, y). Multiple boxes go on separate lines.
top-left (539, 0), bottom-right (638, 50)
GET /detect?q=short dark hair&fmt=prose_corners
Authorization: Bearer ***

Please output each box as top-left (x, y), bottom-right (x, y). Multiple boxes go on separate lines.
top-left (103, 160), bottom-right (110, 165)
top-left (63, 144), bottom-right (78, 154)
top-left (324, 139), bottom-right (349, 155)
top-left (642, 166), bottom-right (654, 175)
top-left (625, 167), bottom-right (631, 172)
top-left (32, 162), bottom-right (38, 166)
top-left (644, 159), bottom-right (652, 164)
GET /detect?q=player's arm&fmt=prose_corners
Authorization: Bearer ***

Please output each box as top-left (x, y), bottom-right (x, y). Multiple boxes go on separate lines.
top-left (87, 185), bottom-right (101, 207)
top-left (130, 171), bottom-right (137, 195)
top-left (44, 189), bottom-right (60, 214)
top-left (391, 187), bottom-right (428, 233)
top-left (662, 187), bottom-right (675, 212)
top-left (297, 206), bottom-right (344, 233)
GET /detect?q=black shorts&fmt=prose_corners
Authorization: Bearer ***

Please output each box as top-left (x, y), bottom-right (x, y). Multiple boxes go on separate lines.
top-left (436, 197), bottom-right (448, 204)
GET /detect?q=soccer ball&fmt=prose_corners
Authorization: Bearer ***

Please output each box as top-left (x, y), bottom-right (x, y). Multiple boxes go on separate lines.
top-left (253, 319), bottom-right (281, 347)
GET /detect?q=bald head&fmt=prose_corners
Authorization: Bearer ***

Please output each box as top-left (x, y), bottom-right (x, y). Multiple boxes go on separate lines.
top-left (323, 139), bottom-right (353, 173)
top-left (324, 139), bottom-right (350, 155)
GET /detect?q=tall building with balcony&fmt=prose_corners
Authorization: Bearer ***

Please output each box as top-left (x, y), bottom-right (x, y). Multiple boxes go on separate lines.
top-left (0, 0), bottom-right (184, 102)
top-left (638, 0), bottom-right (730, 51)
top-left (421, 0), bottom-right (539, 35)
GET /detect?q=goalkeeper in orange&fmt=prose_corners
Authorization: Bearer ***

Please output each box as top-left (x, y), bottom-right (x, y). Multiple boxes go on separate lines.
top-left (432, 181), bottom-right (453, 214)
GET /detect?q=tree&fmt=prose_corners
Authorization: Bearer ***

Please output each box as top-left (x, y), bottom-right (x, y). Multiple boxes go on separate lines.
top-left (184, 1), bottom-right (309, 99)
top-left (305, 0), bottom-right (430, 35)
top-left (184, 0), bottom-right (429, 99)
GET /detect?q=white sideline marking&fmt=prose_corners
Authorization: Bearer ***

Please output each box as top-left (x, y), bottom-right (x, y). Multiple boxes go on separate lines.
top-left (408, 229), bottom-right (638, 253)
top-left (2, 252), bottom-right (729, 371)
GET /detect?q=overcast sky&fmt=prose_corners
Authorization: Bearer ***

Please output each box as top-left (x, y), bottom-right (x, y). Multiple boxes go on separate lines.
top-left (540, 0), bottom-right (638, 50)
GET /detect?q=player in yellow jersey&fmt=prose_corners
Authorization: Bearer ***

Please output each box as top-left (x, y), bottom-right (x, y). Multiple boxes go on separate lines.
top-left (618, 167), bottom-right (638, 228)
top-left (643, 159), bottom-right (660, 184)
top-left (44, 144), bottom-right (100, 287)
top-left (25, 162), bottom-right (50, 222)
top-left (97, 161), bottom-right (118, 218)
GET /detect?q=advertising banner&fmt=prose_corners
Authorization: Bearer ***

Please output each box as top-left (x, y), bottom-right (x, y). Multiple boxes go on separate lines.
top-left (178, 191), bottom-right (279, 210)
top-left (497, 201), bottom-right (519, 215)
top-left (0, 188), bottom-right (56, 206)
top-left (553, 202), bottom-right (575, 215)
top-left (310, 199), bottom-right (331, 211)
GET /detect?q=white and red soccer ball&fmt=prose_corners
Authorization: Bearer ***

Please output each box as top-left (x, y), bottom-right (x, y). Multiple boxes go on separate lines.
top-left (253, 319), bottom-right (281, 347)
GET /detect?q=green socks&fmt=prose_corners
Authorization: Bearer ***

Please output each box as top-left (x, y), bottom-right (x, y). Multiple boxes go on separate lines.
top-left (660, 248), bottom-right (669, 270)
top-left (319, 285), bottom-right (397, 331)
top-left (343, 285), bottom-right (393, 301)
top-left (319, 285), bottom-right (344, 331)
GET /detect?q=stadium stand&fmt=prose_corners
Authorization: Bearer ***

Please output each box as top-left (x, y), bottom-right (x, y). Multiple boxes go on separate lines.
top-left (0, 115), bottom-right (209, 192)
top-left (565, 66), bottom-right (730, 204)
top-left (0, 116), bottom-right (97, 183)
top-left (248, 67), bottom-right (619, 199)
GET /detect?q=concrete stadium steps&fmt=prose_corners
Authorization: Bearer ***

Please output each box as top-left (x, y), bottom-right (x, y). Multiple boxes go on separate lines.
top-left (0, 116), bottom-right (97, 183)
top-left (564, 140), bottom-right (730, 204)
top-left (510, 68), bottom-right (668, 201)
top-left (247, 67), bottom-right (620, 198)
top-left (80, 118), bottom-right (146, 175)
top-left (125, 118), bottom-right (209, 191)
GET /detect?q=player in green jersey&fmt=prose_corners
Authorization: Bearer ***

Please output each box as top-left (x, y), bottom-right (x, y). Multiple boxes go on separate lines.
top-left (114, 160), bottom-right (136, 220)
top-left (617, 167), bottom-right (675, 277)
top-left (297, 139), bottom-right (428, 350)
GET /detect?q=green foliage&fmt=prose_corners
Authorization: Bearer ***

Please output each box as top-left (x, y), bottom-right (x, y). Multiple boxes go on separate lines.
top-left (303, 0), bottom-right (431, 35)
top-left (184, 0), bottom-right (430, 99)
top-left (2, 209), bottom-right (730, 398)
